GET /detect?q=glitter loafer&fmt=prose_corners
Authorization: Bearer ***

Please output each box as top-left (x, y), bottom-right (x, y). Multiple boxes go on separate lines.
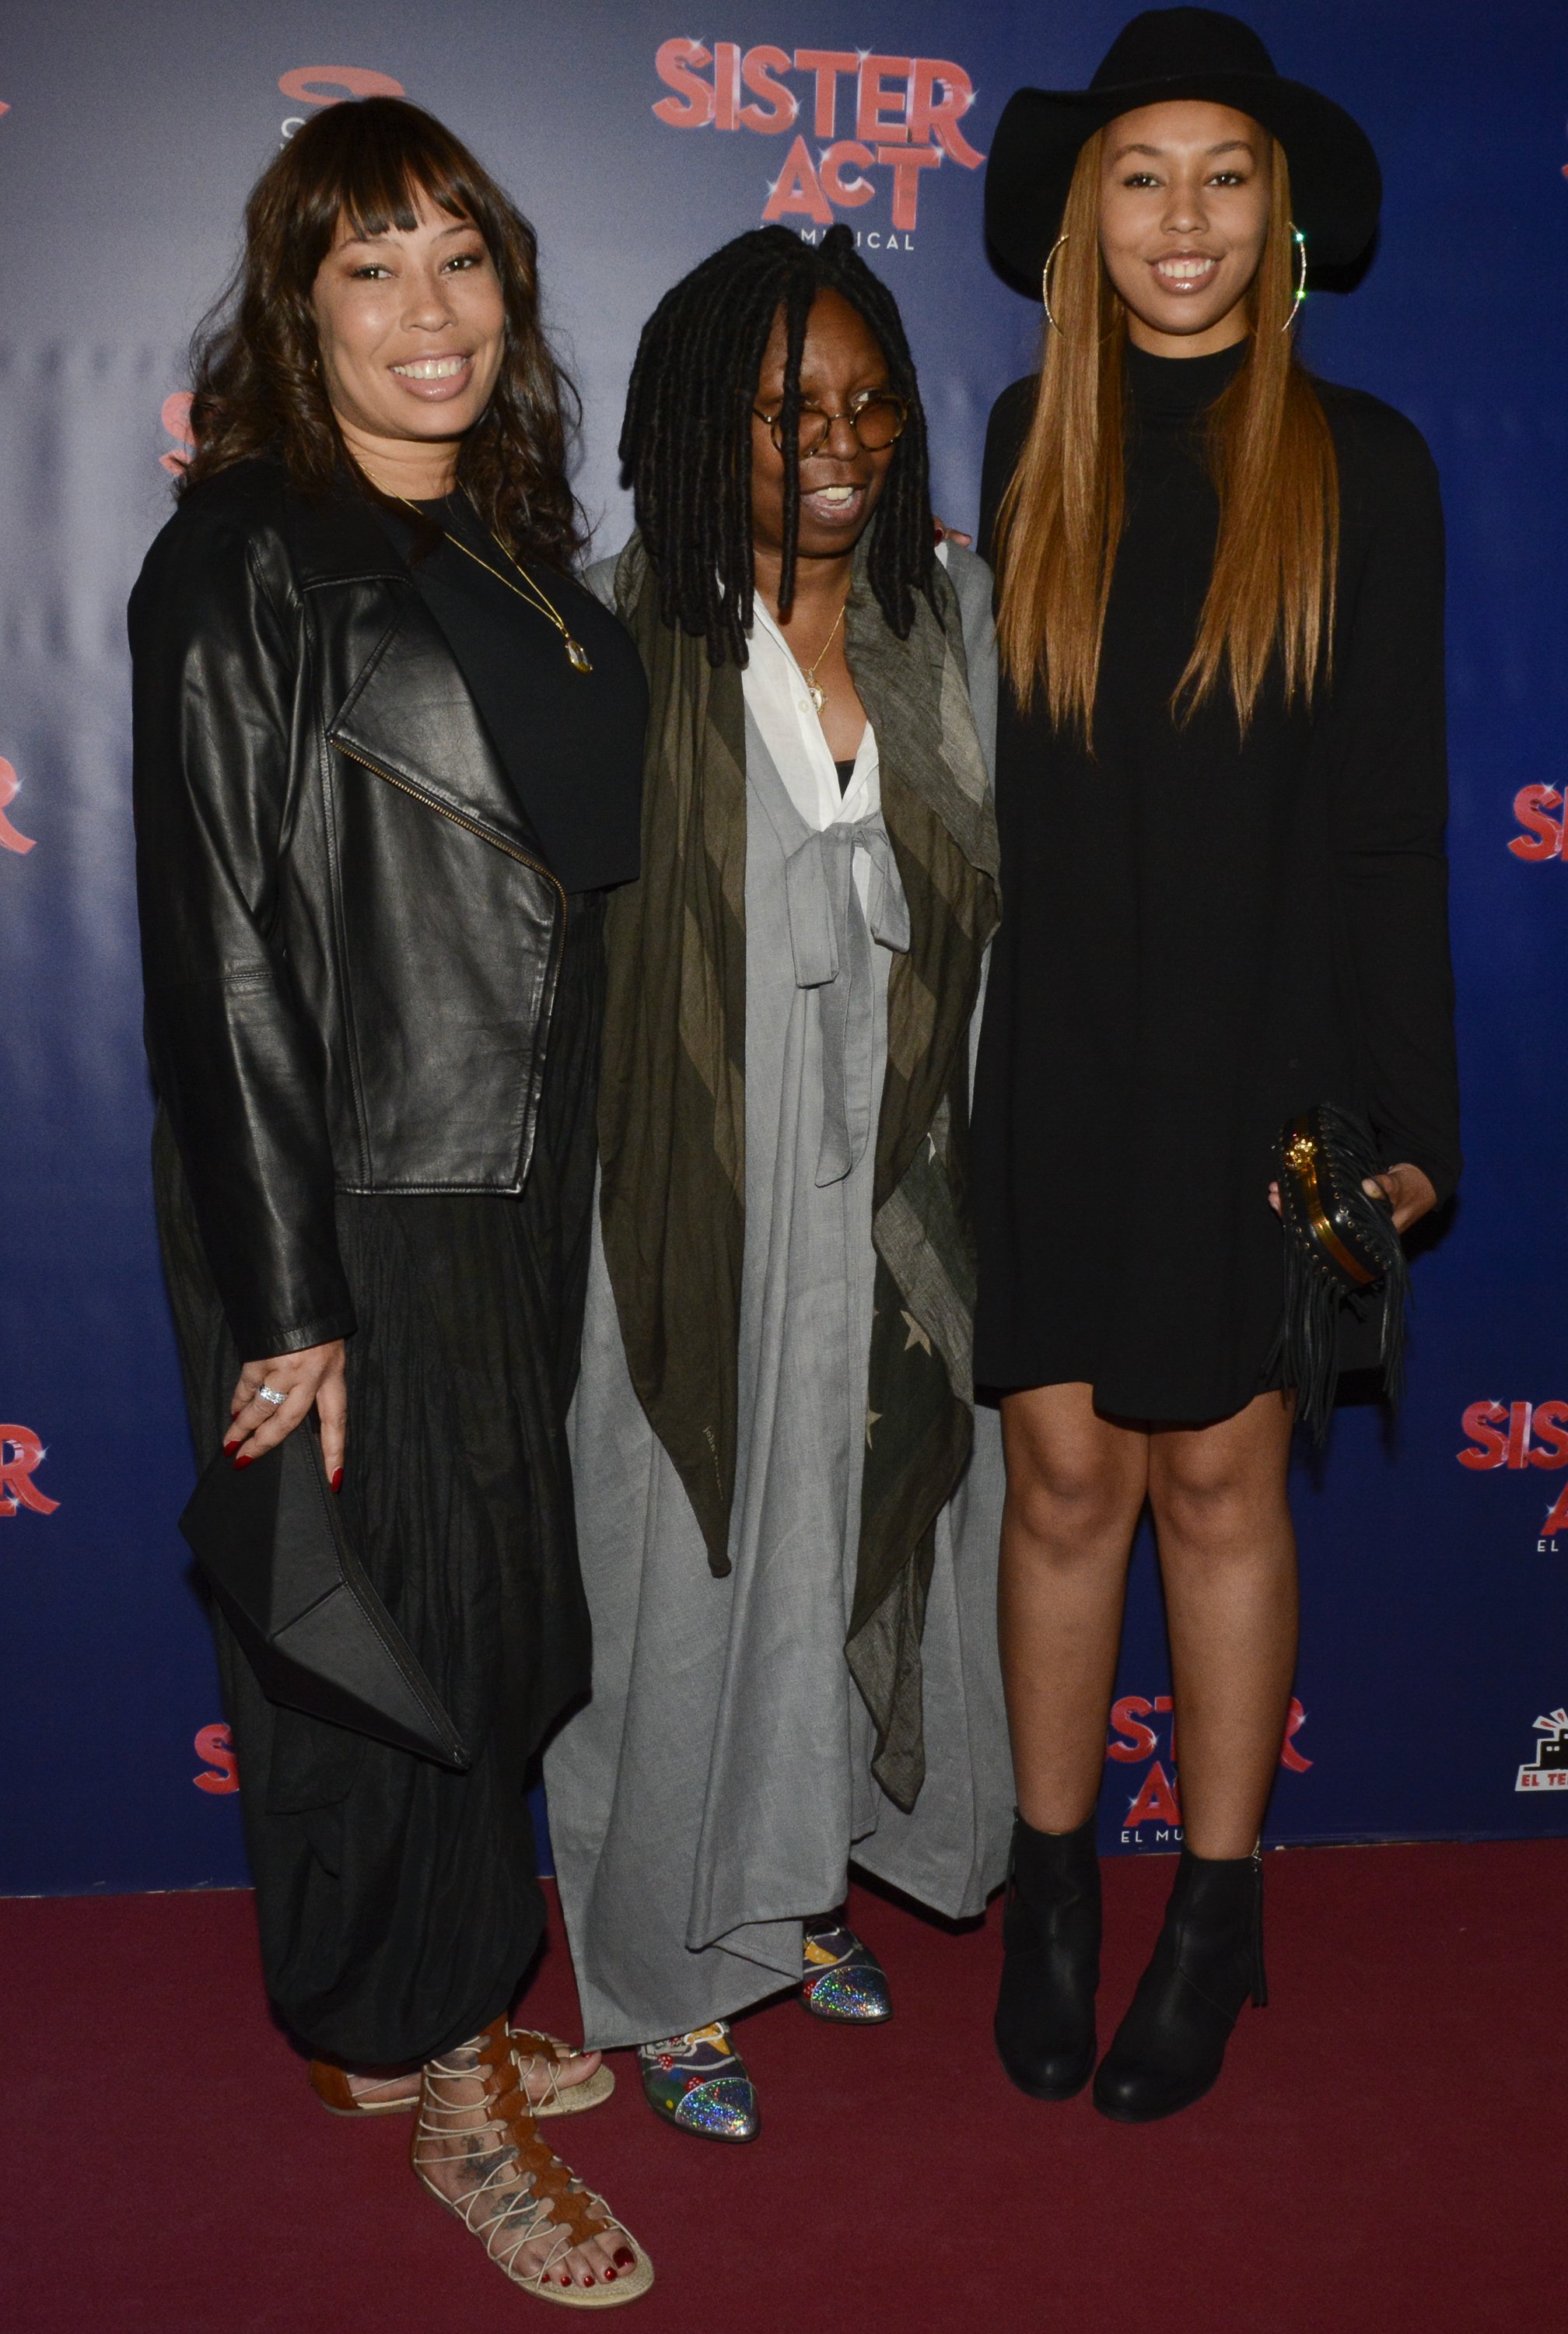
top-left (636, 2021), bottom-right (759, 2143)
top-left (799, 1923), bottom-right (893, 2023)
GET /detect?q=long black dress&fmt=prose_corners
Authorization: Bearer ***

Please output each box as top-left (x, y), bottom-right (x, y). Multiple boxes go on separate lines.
top-left (971, 342), bottom-right (1460, 1421)
top-left (156, 520), bottom-right (646, 2066)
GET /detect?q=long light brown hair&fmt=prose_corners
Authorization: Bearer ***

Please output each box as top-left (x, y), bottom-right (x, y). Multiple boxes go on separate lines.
top-left (183, 98), bottom-right (582, 567)
top-left (995, 129), bottom-right (1337, 738)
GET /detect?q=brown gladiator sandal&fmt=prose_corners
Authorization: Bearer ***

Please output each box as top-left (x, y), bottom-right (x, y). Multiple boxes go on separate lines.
top-left (411, 2017), bottom-right (653, 2307)
top-left (508, 2030), bottom-right (616, 2117)
top-left (310, 2026), bottom-right (614, 2119)
top-left (309, 2060), bottom-right (421, 2116)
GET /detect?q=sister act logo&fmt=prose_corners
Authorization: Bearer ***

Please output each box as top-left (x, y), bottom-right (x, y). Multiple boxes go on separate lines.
top-left (278, 64), bottom-right (405, 145)
top-left (1509, 786), bottom-right (1568, 862)
top-left (1, 1426), bottom-right (59, 1517)
top-left (1457, 1400), bottom-right (1568, 1547)
top-left (1107, 1693), bottom-right (1311, 1845)
top-left (652, 41), bottom-right (985, 238)
top-left (159, 69), bottom-right (407, 461)
top-left (0, 759), bottom-right (37, 855)
top-left (194, 1722), bottom-right (240, 1794)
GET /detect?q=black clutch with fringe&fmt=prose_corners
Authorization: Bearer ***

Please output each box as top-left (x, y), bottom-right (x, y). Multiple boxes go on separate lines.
top-left (1272, 1104), bottom-right (1408, 1441)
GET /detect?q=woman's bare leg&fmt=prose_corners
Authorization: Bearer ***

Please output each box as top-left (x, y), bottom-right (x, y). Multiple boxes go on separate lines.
top-left (999, 1383), bottom-right (1150, 1831)
top-left (1146, 1391), bottom-right (1298, 1859)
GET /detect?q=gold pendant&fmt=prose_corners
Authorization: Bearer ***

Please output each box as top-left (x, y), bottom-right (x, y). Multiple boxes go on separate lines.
top-left (807, 682), bottom-right (825, 713)
top-left (565, 636), bottom-right (593, 675)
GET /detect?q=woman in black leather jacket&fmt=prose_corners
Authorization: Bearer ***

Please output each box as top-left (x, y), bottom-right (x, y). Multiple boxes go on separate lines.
top-left (130, 98), bottom-right (653, 2304)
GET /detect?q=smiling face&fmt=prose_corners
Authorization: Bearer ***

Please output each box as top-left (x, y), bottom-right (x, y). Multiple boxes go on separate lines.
top-left (310, 187), bottom-right (506, 492)
top-left (1097, 100), bottom-right (1271, 356)
top-left (749, 288), bottom-right (897, 573)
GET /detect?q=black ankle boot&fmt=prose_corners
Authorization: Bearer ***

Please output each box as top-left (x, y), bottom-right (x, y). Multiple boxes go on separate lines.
top-left (1092, 1845), bottom-right (1266, 2123)
top-left (993, 1811), bottom-right (1102, 2100)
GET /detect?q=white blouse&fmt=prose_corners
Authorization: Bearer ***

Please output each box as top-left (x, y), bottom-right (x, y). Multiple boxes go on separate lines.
top-left (741, 594), bottom-right (879, 833)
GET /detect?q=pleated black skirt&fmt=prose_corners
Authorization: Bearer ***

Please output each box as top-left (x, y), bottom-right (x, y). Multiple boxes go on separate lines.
top-left (154, 894), bottom-right (605, 2065)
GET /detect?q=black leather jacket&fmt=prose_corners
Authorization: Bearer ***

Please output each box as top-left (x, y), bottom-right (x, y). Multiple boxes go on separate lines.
top-left (130, 461), bottom-right (565, 1359)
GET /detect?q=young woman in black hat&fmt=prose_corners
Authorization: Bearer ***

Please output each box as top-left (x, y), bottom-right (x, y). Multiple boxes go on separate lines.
top-left (973, 9), bottom-right (1459, 2121)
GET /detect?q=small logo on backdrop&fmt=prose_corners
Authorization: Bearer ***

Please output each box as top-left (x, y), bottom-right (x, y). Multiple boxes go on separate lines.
top-left (652, 42), bottom-right (984, 244)
top-left (1106, 1693), bottom-right (1311, 1845)
top-left (193, 1722), bottom-right (240, 1794)
top-left (0, 1425), bottom-right (60, 1516)
top-left (1508, 786), bottom-right (1568, 862)
top-left (1516, 1708), bottom-right (1568, 1792)
top-left (278, 65), bottom-right (405, 144)
top-left (159, 391), bottom-right (194, 478)
top-left (1457, 1400), bottom-right (1568, 1548)
top-left (0, 759), bottom-right (37, 856)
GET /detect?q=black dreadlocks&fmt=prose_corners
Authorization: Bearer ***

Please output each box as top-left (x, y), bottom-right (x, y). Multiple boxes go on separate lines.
top-left (619, 222), bottom-right (936, 668)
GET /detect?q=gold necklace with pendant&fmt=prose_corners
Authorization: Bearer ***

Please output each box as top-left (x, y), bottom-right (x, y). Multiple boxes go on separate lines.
top-left (397, 494), bottom-right (593, 675)
top-left (796, 594), bottom-right (848, 713)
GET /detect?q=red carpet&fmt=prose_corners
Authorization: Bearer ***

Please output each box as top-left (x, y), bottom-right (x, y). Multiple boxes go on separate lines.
top-left (2, 1842), bottom-right (1562, 2333)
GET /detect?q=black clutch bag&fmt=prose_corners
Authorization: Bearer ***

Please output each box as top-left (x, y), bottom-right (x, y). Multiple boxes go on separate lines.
top-left (1272, 1103), bottom-right (1409, 1442)
top-left (178, 1424), bottom-right (471, 1770)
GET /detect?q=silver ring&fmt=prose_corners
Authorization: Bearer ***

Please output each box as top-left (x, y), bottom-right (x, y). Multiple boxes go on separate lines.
top-left (256, 1384), bottom-right (286, 1408)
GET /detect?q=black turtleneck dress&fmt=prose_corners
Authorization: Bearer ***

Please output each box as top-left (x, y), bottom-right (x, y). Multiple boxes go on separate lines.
top-left (971, 342), bottom-right (1460, 1422)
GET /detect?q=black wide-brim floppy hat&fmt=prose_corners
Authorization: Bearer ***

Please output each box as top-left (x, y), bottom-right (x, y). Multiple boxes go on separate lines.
top-left (985, 6), bottom-right (1381, 282)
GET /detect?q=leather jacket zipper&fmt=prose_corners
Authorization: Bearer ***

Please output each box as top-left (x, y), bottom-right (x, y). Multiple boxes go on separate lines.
top-left (331, 739), bottom-right (566, 923)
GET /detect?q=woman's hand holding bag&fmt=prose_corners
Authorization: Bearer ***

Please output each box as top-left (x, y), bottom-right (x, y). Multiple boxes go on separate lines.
top-left (226, 1339), bottom-right (347, 1482)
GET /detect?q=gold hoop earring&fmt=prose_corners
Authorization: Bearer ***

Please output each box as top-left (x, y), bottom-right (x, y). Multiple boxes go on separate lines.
top-left (1041, 233), bottom-right (1069, 338)
top-left (1280, 223), bottom-right (1307, 331)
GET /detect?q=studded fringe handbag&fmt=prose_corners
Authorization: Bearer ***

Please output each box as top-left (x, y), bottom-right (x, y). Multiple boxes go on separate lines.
top-left (1271, 1104), bottom-right (1409, 1441)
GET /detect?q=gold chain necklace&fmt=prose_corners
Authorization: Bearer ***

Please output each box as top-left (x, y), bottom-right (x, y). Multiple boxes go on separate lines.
top-left (794, 594), bottom-right (848, 714)
top-left (397, 494), bottom-right (593, 675)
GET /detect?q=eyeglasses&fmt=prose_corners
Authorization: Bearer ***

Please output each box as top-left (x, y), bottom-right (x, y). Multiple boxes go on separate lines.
top-left (751, 391), bottom-right (909, 459)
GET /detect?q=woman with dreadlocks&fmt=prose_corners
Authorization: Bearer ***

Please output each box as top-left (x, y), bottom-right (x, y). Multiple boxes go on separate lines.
top-left (543, 223), bottom-right (1011, 2139)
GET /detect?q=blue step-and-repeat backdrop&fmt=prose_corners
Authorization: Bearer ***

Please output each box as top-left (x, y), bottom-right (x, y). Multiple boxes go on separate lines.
top-left (2, 2), bottom-right (1565, 1894)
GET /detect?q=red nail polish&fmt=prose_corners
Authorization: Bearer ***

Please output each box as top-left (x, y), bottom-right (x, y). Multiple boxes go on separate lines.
top-left (331, 1467), bottom-right (344, 1493)
top-left (558, 2275), bottom-right (572, 2288)
top-left (614, 2251), bottom-right (635, 2269)
top-left (233, 1453), bottom-right (254, 1470)
top-left (602, 2269), bottom-right (616, 2283)
top-left (222, 1440), bottom-right (240, 1454)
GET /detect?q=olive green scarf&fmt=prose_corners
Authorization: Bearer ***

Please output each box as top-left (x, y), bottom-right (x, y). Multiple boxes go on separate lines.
top-left (598, 536), bottom-right (999, 1807)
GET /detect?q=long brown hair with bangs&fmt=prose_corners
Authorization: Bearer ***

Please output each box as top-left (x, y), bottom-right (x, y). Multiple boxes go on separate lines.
top-left (995, 129), bottom-right (1338, 738)
top-left (182, 97), bottom-right (582, 566)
